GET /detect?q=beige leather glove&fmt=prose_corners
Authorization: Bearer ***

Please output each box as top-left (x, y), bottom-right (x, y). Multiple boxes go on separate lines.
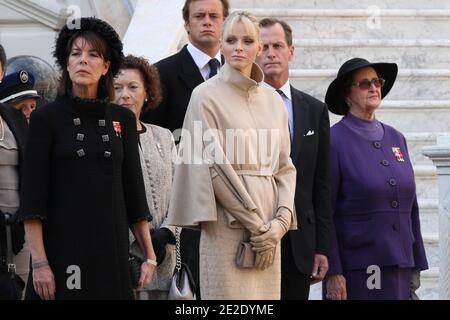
top-left (255, 248), bottom-right (275, 270)
top-left (250, 207), bottom-right (292, 252)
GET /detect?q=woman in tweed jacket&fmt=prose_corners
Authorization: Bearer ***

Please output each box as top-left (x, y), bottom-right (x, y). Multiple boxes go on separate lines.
top-left (114, 55), bottom-right (176, 300)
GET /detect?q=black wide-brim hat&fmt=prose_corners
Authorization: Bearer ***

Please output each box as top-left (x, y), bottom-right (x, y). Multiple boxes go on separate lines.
top-left (53, 17), bottom-right (124, 76)
top-left (325, 58), bottom-right (398, 115)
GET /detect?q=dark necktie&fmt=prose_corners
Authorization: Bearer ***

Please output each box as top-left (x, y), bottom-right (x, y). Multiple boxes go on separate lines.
top-left (208, 58), bottom-right (220, 79)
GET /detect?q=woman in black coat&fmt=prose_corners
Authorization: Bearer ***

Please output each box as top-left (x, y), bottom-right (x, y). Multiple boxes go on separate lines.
top-left (19, 18), bottom-right (157, 300)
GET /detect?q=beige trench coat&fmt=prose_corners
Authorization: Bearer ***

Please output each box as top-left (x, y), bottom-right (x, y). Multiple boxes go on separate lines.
top-left (166, 62), bottom-right (297, 299)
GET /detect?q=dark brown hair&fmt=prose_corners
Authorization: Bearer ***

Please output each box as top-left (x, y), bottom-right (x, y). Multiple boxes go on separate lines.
top-left (118, 55), bottom-right (162, 112)
top-left (57, 31), bottom-right (115, 100)
top-left (0, 44), bottom-right (6, 72)
top-left (182, 0), bottom-right (230, 23)
top-left (259, 18), bottom-right (293, 46)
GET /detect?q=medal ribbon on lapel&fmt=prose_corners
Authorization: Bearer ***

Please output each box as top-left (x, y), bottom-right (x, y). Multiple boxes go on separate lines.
top-left (392, 147), bottom-right (405, 162)
top-left (113, 121), bottom-right (122, 138)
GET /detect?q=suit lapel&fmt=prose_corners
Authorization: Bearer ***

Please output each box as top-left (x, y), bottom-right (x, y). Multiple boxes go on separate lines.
top-left (178, 46), bottom-right (206, 91)
top-left (290, 86), bottom-right (308, 164)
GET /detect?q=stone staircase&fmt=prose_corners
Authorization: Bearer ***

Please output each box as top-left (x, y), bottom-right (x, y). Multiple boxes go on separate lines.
top-left (233, 0), bottom-right (450, 299)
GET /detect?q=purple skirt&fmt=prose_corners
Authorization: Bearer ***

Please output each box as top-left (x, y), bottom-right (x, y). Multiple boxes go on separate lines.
top-left (323, 266), bottom-right (412, 300)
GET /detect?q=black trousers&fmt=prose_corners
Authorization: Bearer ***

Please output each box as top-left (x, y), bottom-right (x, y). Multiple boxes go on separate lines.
top-left (281, 237), bottom-right (311, 300)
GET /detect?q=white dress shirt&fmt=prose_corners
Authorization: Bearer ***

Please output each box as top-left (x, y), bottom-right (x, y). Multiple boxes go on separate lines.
top-left (186, 43), bottom-right (222, 80)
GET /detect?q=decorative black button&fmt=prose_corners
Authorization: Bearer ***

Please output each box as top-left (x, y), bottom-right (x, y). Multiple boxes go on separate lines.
top-left (77, 149), bottom-right (85, 157)
top-left (389, 178), bottom-right (397, 186)
top-left (76, 133), bottom-right (84, 141)
top-left (104, 151), bottom-right (111, 158)
top-left (73, 118), bottom-right (81, 126)
top-left (381, 160), bottom-right (389, 166)
top-left (391, 200), bottom-right (399, 208)
top-left (102, 135), bottom-right (110, 142)
top-left (99, 120), bottom-right (106, 127)
top-left (373, 141), bottom-right (381, 149)
top-left (392, 223), bottom-right (400, 231)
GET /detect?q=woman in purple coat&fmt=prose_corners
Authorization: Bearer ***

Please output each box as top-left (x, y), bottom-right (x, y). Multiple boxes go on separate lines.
top-left (323, 58), bottom-right (428, 300)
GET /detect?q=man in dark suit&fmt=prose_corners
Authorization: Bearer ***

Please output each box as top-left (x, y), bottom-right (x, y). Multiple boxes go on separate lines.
top-left (257, 18), bottom-right (332, 300)
top-left (140, 0), bottom-right (229, 296)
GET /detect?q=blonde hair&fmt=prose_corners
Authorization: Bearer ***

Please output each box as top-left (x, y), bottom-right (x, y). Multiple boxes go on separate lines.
top-left (221, 11), bottom-right (260, 42)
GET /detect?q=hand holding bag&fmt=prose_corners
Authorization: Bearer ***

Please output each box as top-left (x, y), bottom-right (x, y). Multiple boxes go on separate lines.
top-left (168, 227), bottom-right (196, 300)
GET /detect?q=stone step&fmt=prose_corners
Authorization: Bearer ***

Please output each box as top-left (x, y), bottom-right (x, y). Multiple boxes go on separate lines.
top-left (414, 165), bottom-right (437, 200)
top-left (233, 0), bottom-right (450, 10)
top-left (423, 232), bottom-right (439, 268)
top-left (244, 9), bottom-right (450, 40)
top-left (418, 199), bottom-right (439, 235)
top-left (328, 101), bottom-right (450, 133)
top-left (417, 267), bottom-right (439, 300)
top-left (404, 132), bottom-right (440, 166)
top-left (290, 69), bottom-right (450, 101)
top-left (292, 39), bottom-right (450, 70)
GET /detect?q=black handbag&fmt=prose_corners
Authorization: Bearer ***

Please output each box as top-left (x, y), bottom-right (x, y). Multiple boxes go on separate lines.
top-left (128, 252), bottom-right (143, 289)
top-left (0, 212), bottom-right (25, 300)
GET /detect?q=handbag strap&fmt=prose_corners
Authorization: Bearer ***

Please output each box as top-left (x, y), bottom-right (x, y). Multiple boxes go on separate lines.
top-left (175, 227), bottom-right (181, 272)
top-left (0, 212), bottom-right (15, 272)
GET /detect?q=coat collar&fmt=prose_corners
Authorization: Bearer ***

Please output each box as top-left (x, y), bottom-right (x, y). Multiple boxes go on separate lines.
top-left (219, 62), bottom-right (264, 92)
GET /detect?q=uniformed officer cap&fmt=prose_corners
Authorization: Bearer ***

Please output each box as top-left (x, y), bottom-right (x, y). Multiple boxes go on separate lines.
top-left (0, 70), bottom-right (40, 104)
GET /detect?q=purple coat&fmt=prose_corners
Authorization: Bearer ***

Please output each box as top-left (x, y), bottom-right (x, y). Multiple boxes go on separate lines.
top-left (328, 119), bottom-right (429, 275)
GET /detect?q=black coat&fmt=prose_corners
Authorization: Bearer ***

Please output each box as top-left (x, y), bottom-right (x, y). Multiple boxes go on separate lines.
top-left (0, 103), bottom-right (28, 187)
top-left (285, 87), bottom-right (332, 274)
top-left (141, 45), bottom-right (204, 133)
top-left (19, 97), bottom-right (151, 299)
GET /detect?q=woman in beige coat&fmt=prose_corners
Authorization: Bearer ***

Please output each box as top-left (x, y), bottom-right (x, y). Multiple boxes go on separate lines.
top-left (167, 11), bottom-right (297, 300)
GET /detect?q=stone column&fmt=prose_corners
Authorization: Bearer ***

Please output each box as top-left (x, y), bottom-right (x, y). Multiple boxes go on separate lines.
top-left (123, 0), bottom-right (185, 62)
top-left (423, 134), bottom-right (450, 300)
